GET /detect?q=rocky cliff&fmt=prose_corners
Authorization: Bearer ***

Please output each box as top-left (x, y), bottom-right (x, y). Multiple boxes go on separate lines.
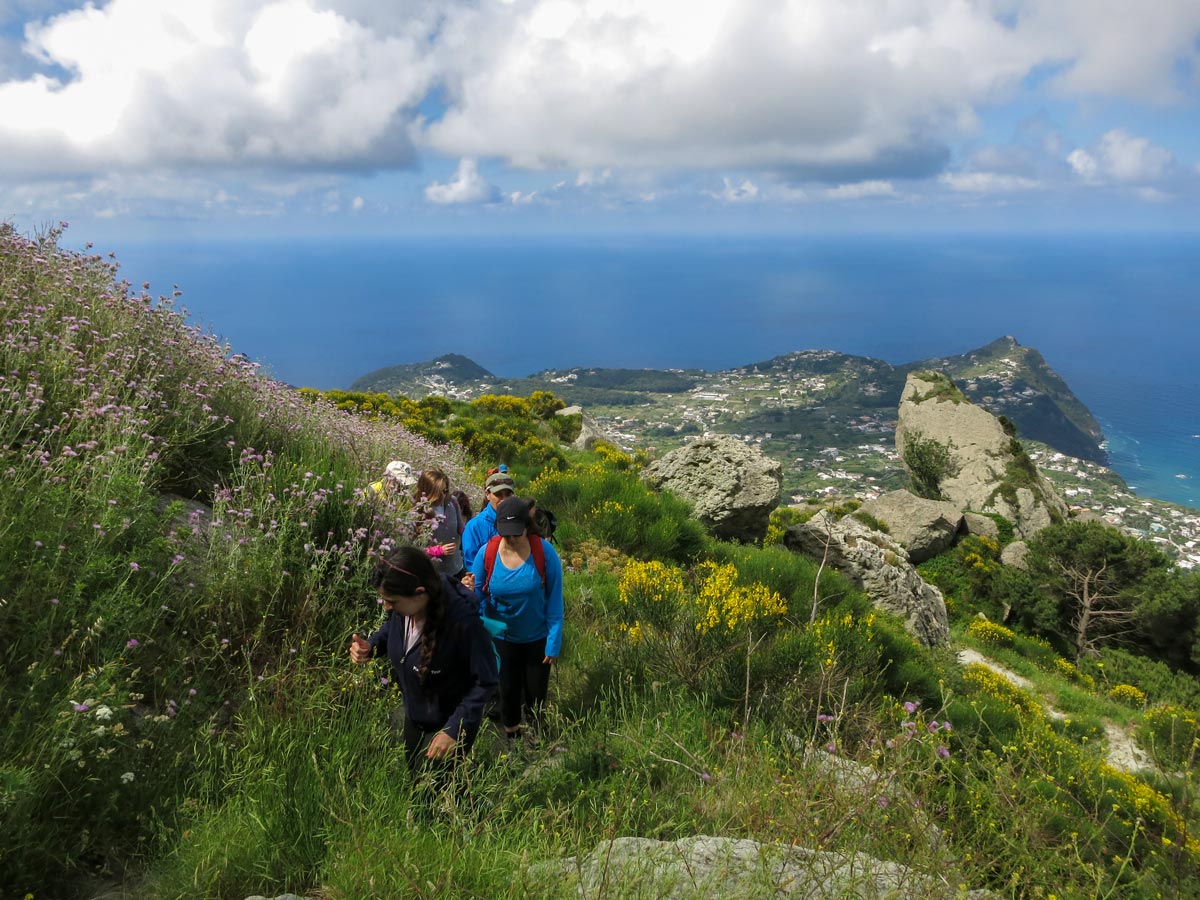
top-left (895, 371), bottom-right (1069, 540)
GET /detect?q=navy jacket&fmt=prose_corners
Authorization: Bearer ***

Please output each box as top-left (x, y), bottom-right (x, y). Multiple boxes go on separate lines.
top-left (368, 575), bottom-right (499, 740)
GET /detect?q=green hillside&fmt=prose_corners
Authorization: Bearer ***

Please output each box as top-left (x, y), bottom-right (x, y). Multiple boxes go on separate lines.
top-left (2, 226), bottom-right (1198, 900)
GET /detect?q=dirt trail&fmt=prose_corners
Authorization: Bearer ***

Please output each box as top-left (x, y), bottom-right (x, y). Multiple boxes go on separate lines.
top-left (956, 649), bottom-right (1145, 772)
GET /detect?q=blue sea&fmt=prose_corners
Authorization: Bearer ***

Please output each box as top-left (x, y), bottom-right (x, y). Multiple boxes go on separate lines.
top-left (111, 234), bottom-right (1200, 509)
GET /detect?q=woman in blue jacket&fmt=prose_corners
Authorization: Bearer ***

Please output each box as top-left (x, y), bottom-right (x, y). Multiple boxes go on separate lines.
top-left (471, 495), bottom-right (564, 742)
top-left (350, 546), bottom-right (498, 772)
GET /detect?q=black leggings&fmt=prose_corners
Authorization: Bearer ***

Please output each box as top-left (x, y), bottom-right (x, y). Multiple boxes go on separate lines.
top-left (495, 637), bottom-right (551, 731)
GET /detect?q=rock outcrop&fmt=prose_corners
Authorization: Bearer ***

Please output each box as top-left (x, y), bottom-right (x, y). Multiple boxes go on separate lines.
top-left (557, 405), bottom-right (607, 451)
top-left (895, 372), bottom-right (1068, 541)
top-left (857, 490), bottom-right (963, 563)
top-left (643, 435), bottom-right (781, 542)
top-left (783, 511), bottom-right (950, 647)
top-left (1000, 540), bottom-right (1030, 571)
top-left (542, 836), bottom-right (996, 899)
top-left (961, 512), bottom-right (1001, 542)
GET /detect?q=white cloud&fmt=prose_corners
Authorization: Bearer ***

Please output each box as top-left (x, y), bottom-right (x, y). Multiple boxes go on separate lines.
top-left (1020, 0), bottom-right (1200, 102)
top-left (940, 172), bottom-right (1040, 193)
top-left (1068, 129), bottom-right (1174, 183)
top-left (709, 177), bottom-right (759, 203)
top-left (824, 180), bottom-right (896, 200)
top-left (0, 0), bottom-right (435, 175)
top-left (1135, 187), bottom-right (1170, 203)
top-left (0, 0), bottom-right (1196, 215)
top-left (424, 158), bottom-right (499, 205)
top-left (422, 0), bottom-right (1199, 179)
top-left (509, 190), bottom-right (537, 205)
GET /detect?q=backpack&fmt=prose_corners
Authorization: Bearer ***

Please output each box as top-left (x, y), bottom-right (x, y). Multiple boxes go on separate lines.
top-left (531, 507), bottom-right (558, 544)
top-left (481, 534), bottom-right (546, 596)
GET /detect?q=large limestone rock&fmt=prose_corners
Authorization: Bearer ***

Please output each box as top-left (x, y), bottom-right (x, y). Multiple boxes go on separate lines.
top-left (783, 510), bottom-right (950, 647)
top-left (895, 372), bottom-right (1068, 541)
top-left (541, 836), bottom-right (996, 899)
top-left (962, 512), bottom-right (1001, 542)
top-left (643, 435), bottom-right (781, 542)
top-left (857, 490), bottom-right (963, 563)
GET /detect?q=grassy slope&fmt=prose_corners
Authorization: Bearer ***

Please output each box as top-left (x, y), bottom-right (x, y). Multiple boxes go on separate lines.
top-left (1, 227), bottom-right (1196, 900)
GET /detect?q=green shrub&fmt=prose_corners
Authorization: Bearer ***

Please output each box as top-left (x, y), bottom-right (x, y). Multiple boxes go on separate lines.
top-left (1107, 683), bottom-right (1147, 708)
top-left (1138, 704), bottom-right (1200, 769)
top-left (530, 462), bottom-right (707, 564)
top-left (901, 430), bottom-right (955, 500)
top-left (764, 505), bottom-right (813, 545)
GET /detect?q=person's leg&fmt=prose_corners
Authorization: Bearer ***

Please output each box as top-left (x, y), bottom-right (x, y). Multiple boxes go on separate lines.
top-left (520, 638), bottom-right (552, 733)
top-left (495, 639), bottom-right (524, 738)
top-left (403, 716), bottom-right (430, 771)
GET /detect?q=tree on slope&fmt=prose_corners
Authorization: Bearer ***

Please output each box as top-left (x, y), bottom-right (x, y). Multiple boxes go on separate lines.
top-left (1025, 521), bottom-right (1170, 662)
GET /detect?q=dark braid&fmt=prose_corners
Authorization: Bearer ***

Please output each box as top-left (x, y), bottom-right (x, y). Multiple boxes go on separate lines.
top-left (370, 546), bottom-right (445, 684)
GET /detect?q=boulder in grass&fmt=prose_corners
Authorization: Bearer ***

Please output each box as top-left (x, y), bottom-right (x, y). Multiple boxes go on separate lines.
top-left (961, 511), bottom-right (1001, 543)
top-left (542, 835), bottom-right (999, 899)
top-left (783, 510), bottom-right (950, 647)
top-left (643, 434), bottom-right (781, 543)
top-left (858, 489), bottom-right (964, 563)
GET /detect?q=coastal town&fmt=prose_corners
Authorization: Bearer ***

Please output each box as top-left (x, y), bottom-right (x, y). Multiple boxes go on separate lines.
top-left (352, 344), bottom-right (1200, 567)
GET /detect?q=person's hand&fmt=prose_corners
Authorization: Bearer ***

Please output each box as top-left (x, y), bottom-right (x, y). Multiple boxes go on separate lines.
top-left (440, 541), bottom-right (458, 555)
top-left (461, 572), bottom-right (476, 590)
top-left (543, 654), bottom-right (557, 665)
top-left (426, 730), bottom-right (457, 760)
top-left (349, 633), bottom-right (372, 664)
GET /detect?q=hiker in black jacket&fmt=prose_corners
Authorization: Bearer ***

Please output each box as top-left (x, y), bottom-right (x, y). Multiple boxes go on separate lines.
top-left (350, 546), bottom-right (498, 773)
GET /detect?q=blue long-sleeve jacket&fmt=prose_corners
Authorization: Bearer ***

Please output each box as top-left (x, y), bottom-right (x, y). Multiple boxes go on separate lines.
top-left (461, 504), bottom-right (497, 570)
top-left (472, 538), bottom-right (565, 658)
top-left (367, 575), bottom-right (498, 739)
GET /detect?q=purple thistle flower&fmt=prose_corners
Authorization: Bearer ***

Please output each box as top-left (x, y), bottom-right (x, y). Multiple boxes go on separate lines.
top-left (816, 713), bottom-right (835, 723)
top-left (126, 638), bottom-right (139, 648)
top-left (73, 703), bottom-right (89, 712)
top-left (936, 745), bottom-right (951, 759)
top-left (903, 700), bottom-right (919, 714)
top-left (129, 561), bottom-right (139, 571)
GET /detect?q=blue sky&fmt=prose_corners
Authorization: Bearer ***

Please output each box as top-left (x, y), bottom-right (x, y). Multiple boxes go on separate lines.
top-left (1, 0), bottom-right (1198, 241)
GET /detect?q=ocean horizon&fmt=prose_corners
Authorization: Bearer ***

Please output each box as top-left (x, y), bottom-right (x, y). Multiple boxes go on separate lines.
top-left (109, 233), bottom-right (1200, 509)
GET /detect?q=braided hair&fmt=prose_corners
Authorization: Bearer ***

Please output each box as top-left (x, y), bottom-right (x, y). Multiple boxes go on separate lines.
top-left (370, 546), bottom-right (445, 684)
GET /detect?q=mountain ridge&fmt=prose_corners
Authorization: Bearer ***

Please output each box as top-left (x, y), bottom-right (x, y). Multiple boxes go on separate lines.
top-left (349, 336), bottom-right (1107, 467)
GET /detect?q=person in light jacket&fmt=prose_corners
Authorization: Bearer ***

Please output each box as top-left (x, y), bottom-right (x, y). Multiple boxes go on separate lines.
top-left (471, 495), bottom-right (564, 742)
top-left (461, 467), bottom-right (516, 573)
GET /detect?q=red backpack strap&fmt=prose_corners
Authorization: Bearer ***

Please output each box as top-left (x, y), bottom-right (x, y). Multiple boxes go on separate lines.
top-left (529, 535), bottom-right (546, 585)
top-left (482, 535), bottom-right (503, 595)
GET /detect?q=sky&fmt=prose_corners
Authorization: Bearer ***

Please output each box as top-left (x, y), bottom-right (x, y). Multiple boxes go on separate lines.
top-left (1, 0), bottom-right (1199, 240)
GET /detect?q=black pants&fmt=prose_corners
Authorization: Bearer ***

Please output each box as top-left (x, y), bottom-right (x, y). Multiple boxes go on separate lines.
top-left (495, 637), bottom-right (551, 731)
top-left (403, 718), bottom-right (478, 772)
top-left (402, 718), bottom-right (477, 815)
